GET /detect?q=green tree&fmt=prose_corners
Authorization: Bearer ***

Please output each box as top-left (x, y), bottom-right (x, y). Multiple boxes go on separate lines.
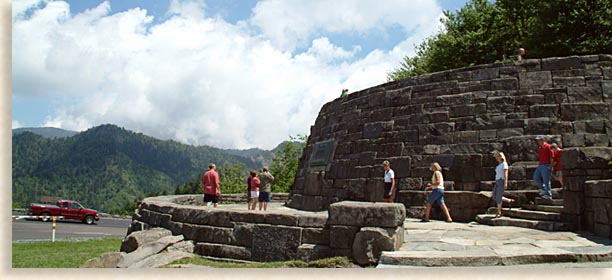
top-left (270, 135), bottom-right (308, 193)
top-left (388, 0), bottom-right (612, 80)
top-left (217, 162), bottom-right (247, 194)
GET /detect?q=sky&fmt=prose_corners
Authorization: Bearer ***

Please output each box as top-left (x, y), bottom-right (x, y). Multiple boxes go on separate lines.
top-left (12, 0), bottom-right (468, 150)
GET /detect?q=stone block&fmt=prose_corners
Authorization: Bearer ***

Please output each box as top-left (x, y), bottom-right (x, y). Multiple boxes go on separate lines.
top-left (297, 244), bottom-right (333, 262)
top-left (118, 235), bottom-right (184, 268)
top-left (454, 131), bottom-right (479, 143)
top-left (297, 213), bottom-right (328, 228)
top-left (397, 177), bottom-right (423, 190)
top-left (387, 156), bottom-right (411, 178)
top-left (525, 118), bottom-right (552, 134)
top-left (231, 222), bottom-right (254, 247)
top-left (487, 96), bottom-right (515, 113)
top-left (519, 71), bottom-right (552, 89)
top-left (553, 76), bottom-right (585, 87)
top-left (594, 223), bottom-right (612, 239)
top-left (584, 134), bottom-right (609, 147)
top-left (568, 86), bottom-right (603, 102)
top-left (561, 103), bottom-right (611, 121)
top-left (471, 68), bottom-right (499, 80)
top-left (263, 213), bottom-right (299, 226)
top-left (329, 225), bottom-right (360, 249)
top-left (542, 56), bottom-right (582, 70)
top-left (81, 252), bottom-right (126, 268)
top-left (182, 224), bottom-right (235, 244)
top-left (529, 105), bottom-right (559, 118)
top-left (352, 227), bottom-right (399, 266)
top-left (304, 172), bottom-right (323, 196)
top-left (302, 227), bottom-right (330, 245)
top-left (490, 78), bottom-right (518, 90)
top-left (252, 224), bottom-right (302, 262)
top-left (229, 211), bottom-right (266, 224)
top-left (584, 180), bottom-right (612, 198)
top-left (120, 227), bottom-right (172, 254)
top-left (328, 201), bottom-right (406, 227)
top-left (450, 104), bottom-right (487, 118)
top-left (127, 250), bottom-right (194, 268)
top-left (497, 128), bottom-right (524, 139)
top-left (171, 207), bottom-right (232, 227)
top-left (168, 221), bottom-right (184, 236)
top-left (365, 180), bottom-right (385, 202)
top-left (562, 134), bottom-right (585, 147)
top-left (195, 243), bottom-right (252, 261)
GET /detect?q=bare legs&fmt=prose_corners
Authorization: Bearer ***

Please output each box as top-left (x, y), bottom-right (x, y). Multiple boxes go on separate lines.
top-left (259, 201), bottom-right (268, 211)
top-left (251, 198), bottom-right (258, 210)
top-left (423, 203), bottom-right (452, 222)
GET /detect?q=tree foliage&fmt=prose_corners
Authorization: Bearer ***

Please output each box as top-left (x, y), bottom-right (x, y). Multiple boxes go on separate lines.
top-left (12, 124), bottom-right (264, 213)
top-left (388, 0), bottom-right (612, 80)
top-left (270, 135), bottom-right (308, 193)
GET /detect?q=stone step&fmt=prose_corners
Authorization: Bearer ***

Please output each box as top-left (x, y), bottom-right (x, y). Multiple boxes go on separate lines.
top-left (475, 214), bottom-right (571, 231)
top-left (535, 197), bottom-right (564, 206)
top-left (521, 204), bottom-right (564, 213)
top-left (502, 208), bottom-right (561, 222)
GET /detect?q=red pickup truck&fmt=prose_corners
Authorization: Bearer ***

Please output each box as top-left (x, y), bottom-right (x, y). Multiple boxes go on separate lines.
top-left (30, 200), bottom-right (100, 224)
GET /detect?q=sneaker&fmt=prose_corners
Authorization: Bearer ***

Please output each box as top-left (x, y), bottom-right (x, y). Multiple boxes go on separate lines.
top-left (542, 195), bottom-right (552, 200)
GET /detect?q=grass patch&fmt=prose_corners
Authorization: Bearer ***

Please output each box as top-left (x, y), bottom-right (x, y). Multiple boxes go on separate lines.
top-left (12, 238), bottom-right (122, 268)
top-left (168, 256), bottom-right (355, 268)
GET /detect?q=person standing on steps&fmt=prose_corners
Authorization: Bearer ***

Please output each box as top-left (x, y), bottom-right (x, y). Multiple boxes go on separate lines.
top-left (249, 171), bottom-right (260, 210)
top-left (258, 167), bottom-right (274, 211)
top-left (492, 151), bottom-right (515, 218)
top-left (550, 143), bottom-right (564, 188)
top-left (517, 48), bottom-right (526, 61)
top-left (382, 161), bottom-right (397, 203)
top-left (202, 163), bottom-right (220, 208)
top-left (422, 162), bottom-right (452, 223)
top-left (534, 135), bottom-right (554, 200)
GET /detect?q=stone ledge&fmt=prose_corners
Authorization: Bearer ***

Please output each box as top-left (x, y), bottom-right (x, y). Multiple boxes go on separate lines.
top-left (328, 201), bottom-right (406, 227)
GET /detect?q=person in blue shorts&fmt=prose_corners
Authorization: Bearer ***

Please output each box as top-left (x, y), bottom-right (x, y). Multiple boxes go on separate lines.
top-left (422, 162), bottom-right (452, 223)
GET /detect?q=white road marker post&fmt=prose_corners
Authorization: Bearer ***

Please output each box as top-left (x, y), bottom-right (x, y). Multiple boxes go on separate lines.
top-left (51, 217), bottom-right (57, 242)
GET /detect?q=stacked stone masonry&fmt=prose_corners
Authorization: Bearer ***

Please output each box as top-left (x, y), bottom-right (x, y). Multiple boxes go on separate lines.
top-left (561, 147), bottom-right (612, 238)
top-left (289, 55), bottom-right (612, 221)
top-left (126, 195), bottom-right (405, 265)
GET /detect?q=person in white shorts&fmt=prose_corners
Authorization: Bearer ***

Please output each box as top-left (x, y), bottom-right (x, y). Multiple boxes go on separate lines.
top-left (249, 171), bottom-right (260, 210)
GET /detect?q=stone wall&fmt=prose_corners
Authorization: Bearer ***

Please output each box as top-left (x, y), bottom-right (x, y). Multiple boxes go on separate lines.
top-left (220, 193), bottom-right (289, 203)
top-left (126, 195), bottom-right (405, 265)
top-left (289, 55), bottom-right (612, 218)
top-left (561, 147), bottom-right (612, 238)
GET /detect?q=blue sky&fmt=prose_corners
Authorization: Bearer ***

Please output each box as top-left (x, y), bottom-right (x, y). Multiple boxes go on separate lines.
top-left (12, 0), bottom-right (468, 149)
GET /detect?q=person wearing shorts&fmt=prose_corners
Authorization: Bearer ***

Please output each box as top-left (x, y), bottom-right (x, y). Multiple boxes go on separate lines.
top-left (491, 151), bottom-right (515, 218)
top-left (258, 167), bottom-right (274, 211)
top-left (202, 163), bottom-right (220, 207)
top-left (382, 160), bottom-right (397, 202)
top-left (551, 143), bottom-right (564, 187)
top-left (422, 162), bottom-right (452, 223)
top-left (249, 171), bottom-right (260, 210)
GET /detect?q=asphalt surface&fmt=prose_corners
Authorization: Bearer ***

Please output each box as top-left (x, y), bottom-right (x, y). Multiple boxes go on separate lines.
top-left (12, 216), bottom-right (131, 241)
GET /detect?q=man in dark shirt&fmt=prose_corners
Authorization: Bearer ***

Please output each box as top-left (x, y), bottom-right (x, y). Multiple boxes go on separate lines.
top-left (533, 135), bottom-right (554, 199)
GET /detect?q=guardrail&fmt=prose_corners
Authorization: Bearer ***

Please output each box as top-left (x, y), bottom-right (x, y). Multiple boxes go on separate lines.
top-left (12, 215), bottom-right (64, 242)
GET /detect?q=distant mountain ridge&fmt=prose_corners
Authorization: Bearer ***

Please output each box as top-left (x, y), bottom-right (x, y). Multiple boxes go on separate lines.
top-left (12, 127), bottom-right (78, 138)
top-left (11, 124), bottom-right (283, 213)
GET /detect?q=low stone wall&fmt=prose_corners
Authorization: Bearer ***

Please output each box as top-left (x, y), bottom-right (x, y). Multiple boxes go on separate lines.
top-left (125, 195), bottom-right (405, 265)
top-left (561, 147), bottom-right (612, 238)
top-left (220, 193), bottom-right (289, 203)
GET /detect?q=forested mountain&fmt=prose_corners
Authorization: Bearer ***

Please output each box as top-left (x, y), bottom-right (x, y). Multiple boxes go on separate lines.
top-left (12, 124), bottom-right (273, 213)
top-left (12, 127), bottom-right (78, 138)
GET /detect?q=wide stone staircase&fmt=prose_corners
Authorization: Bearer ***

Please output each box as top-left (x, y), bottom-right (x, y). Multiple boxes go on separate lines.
top-left (475, 188), bottom-right (572, 231)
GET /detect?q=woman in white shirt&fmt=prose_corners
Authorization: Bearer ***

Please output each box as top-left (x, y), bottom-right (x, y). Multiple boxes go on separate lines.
top-left (492, 151), bottom-right (515, 218)
top-left (422, 162), bottom-right (452, 223)
top-left (382, 161), bottom-right (397, 203)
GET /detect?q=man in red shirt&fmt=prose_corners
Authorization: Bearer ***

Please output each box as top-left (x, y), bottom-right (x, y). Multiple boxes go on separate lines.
top-left (533, 135), bottom-right (554, 199)
top-left (202, 163), bottom-right (220, 207)
top-left (551, 143), bottom-right (564, 187)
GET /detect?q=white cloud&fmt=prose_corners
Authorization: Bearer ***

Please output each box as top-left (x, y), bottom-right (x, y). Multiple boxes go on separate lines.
top-left (15, 0), bottom-right (444, 149)
top-left (12, 120), bottom-right (23, 129)
top-left (250, 0), bottom-right (442, 51)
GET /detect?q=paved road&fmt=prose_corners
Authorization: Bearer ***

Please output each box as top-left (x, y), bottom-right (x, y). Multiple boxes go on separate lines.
top-left (12, 216), bottom-right (131, 241)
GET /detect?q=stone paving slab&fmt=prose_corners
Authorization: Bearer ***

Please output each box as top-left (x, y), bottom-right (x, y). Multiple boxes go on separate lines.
top-left (379, 218), bottom-right (612, 267)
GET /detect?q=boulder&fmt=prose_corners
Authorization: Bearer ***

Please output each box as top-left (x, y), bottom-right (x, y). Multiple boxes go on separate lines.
top-left (80, 252), bottom-right (126, 268)
top-left (195, 243), bottom-right (251, 260)
top-left (118, 234), bottom-right (184, 268)
top-left (352, 227), bottom-right (402, 266)
top-left (127, 250), bottom-right (194, 268)
top-left (328, 201), bottom-right (406, 228)
top-left (120, 227), bottom-right (172, 253)
top-left (167, 240), bottom-right (195, 254)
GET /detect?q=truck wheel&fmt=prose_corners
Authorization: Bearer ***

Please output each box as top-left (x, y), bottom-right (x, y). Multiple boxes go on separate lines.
top-left (40, 212), bottom-right (51, 222)
top-left (84, 215), bottom-right (95, 225)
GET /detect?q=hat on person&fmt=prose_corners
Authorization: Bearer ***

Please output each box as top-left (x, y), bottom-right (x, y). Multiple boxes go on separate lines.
top-left (535, 135), bottom-right (545, 140)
